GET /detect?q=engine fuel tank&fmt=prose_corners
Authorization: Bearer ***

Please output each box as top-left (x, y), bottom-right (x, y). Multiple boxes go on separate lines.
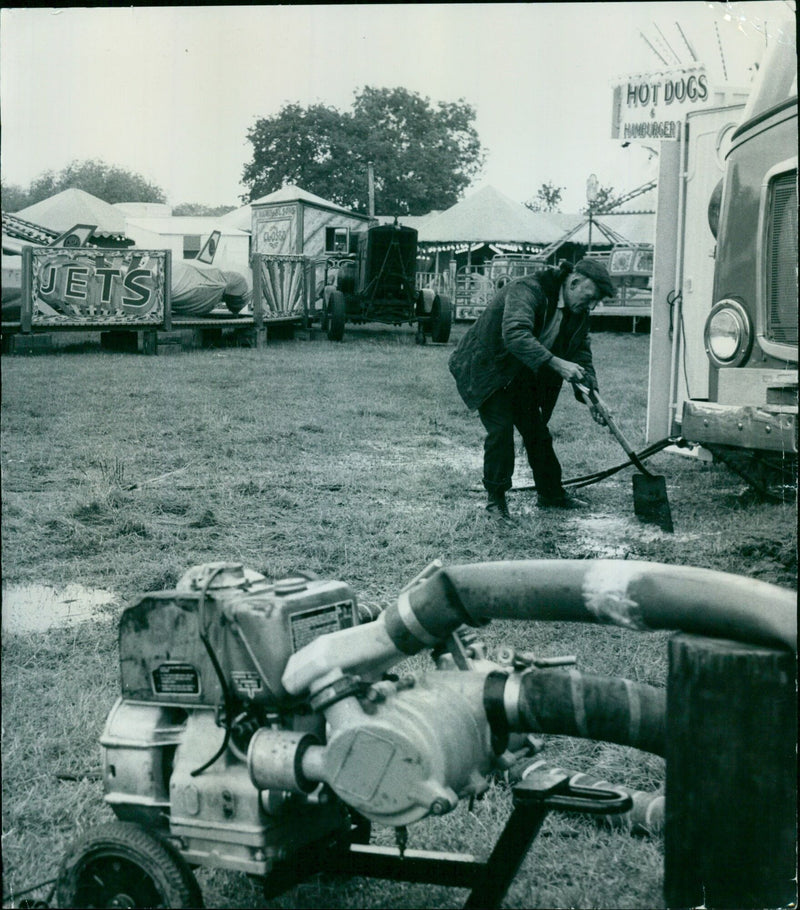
top-left (118, 563), bottom-right (357, 708)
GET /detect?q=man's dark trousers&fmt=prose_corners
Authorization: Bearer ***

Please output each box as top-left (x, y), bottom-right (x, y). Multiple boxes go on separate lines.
top-left (478, 370), bottom-right (563, 499)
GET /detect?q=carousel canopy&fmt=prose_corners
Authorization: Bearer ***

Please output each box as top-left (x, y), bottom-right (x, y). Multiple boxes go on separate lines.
top-left (417, 185), bottom-right (563, 246)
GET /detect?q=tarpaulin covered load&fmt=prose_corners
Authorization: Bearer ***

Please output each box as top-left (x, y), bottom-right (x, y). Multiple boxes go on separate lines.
top-left (2, 254), bottom-right (23, 317)
top-left (171, 260), bottom-right (251, 316)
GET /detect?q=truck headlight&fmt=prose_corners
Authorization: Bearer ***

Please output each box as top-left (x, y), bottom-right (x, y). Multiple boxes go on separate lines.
top-left (704, 299), bottom-right (753, 368)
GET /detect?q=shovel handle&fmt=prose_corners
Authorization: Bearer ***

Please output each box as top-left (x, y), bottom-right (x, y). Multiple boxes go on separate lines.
top-left (573, 381), bottom-right (605, 414)
top-left (573, 381), bottom-right (595, 406)
top-left (572, 382), bottom-right (653, 477)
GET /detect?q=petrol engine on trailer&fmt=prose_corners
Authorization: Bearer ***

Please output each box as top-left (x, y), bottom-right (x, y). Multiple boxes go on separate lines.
top-left (102, 562), bottom-right (364, 876)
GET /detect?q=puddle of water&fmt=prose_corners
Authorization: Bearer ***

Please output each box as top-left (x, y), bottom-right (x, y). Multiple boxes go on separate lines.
top-left (1, 583), bottom-right (119, 635)
top-left (576, 519), bottom-right (631, 557)
top-left (573, 514), bottom-right (670, 558)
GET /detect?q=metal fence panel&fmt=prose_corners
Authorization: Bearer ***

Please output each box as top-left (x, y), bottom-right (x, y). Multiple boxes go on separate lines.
top-left (454, 260), bottom-right (543, 321)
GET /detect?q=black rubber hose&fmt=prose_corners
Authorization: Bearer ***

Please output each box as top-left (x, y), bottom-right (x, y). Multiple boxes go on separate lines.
top-left (284, 558), bottom-right (796, 698)
top-left (512, 437), bottom-right (677, 493)
top-left (399, 561), bottom-right (796, 654)
top-left (190, 633), bottom-right (234, 776)
top-left (191, 565), bottom-right (235, 777)
top-left (515, 668), bottom-right (666, 756)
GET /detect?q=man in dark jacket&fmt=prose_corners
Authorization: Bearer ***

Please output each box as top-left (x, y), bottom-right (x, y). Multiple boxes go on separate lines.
top-left (449, 258), bottom-right (614, 520)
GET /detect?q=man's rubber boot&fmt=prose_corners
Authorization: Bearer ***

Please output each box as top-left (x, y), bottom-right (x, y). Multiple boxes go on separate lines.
top-left (487, 491), bottom-right (512, 522)
top-left (537, 490), bottom-right (589, 509)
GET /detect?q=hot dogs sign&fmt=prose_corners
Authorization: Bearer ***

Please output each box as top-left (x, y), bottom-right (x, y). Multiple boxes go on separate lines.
top-left (24, 247), bottom-right (169, 327)
top-left (611, 66), bottom-right (712, 141)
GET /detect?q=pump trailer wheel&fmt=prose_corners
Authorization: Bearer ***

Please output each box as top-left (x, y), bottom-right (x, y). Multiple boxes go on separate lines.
top-left (55, 820), bottom-right (203, 909)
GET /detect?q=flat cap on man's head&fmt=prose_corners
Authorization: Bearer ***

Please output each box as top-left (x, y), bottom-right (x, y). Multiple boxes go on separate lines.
top-left (573, 258), bottom-right (615, 300)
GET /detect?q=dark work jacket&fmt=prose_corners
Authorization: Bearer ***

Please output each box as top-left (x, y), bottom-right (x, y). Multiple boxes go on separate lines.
top-left (448, 267), bottom-right (598, 411)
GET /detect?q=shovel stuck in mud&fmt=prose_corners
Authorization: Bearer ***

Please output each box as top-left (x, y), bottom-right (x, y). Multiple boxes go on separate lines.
top-left (574, 383), bottom-right (674, 533)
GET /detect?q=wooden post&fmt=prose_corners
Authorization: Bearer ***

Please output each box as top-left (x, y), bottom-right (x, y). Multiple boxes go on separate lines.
top-left (252, 254), bottom-right (264, 332)
top-left (664, 634), bottom-right (797, 909)
top-left (367, 162), bottom-right (375, 218)
top-left (304, 259), bottom-right (313, 333)
top-left (140, 330), bottom-right (157, 356)
top-left (21, 246), bottom-right (33, 333)
top-left (162, 249), bottom-right (172, 332)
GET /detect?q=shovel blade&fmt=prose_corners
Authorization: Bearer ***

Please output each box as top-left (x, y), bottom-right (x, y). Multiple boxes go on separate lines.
top-left (632, 473), bottom-right (674, 533)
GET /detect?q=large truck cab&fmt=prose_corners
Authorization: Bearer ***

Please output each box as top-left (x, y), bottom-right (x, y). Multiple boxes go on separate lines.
top-left (678, 33), bottom-right (797, 498)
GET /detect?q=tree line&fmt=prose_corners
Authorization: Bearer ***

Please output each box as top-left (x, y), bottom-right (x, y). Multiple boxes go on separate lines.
top-left (1, 160), bottom-right (234, 216)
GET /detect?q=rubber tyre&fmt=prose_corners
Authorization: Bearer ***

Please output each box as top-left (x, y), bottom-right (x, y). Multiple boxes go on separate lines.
top-left (55, 821), bottom-right (203, 909)
top-left (429, 294), bottom-right (453, 344)
top-left (327, 290), bottom-right (346, 342)
top-left (319, 298), bottom-right (329, 333)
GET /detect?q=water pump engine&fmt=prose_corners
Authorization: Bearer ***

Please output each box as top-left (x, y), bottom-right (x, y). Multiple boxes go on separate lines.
top-left (102, 562), bottom-right (361, 876)
top-left (100, 561), bottom-right (501, 883)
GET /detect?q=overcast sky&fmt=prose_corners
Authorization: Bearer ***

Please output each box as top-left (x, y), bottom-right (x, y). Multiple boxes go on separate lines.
top-left (1, 2), bottom-right (794, 213)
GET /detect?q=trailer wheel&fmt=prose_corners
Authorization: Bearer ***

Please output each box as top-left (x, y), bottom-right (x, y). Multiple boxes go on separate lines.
top-left (327, 290), bottom-right (346, 341)
top-left (55, 821), bottom-right (203, 909)
top-left (429, 294), bottom-right (453, 344)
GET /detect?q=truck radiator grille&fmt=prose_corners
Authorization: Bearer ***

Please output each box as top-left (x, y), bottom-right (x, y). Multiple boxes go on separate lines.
top-left (766, 171), bottom-right (798, 346)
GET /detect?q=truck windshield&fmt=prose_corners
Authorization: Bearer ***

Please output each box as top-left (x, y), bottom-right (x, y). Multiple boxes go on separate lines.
top-left (739, 28), bottom-right (797, 125)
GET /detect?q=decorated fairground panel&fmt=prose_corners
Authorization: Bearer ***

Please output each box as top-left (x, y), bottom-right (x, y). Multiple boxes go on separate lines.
top-left (252, 204), bottom-right (302, 256)
top-left (22, 247), bottom-right (170, 330)
top-left (252, 253), bottom-right (309, 321)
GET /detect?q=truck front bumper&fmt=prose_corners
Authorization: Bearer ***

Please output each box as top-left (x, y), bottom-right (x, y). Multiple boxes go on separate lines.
top-left (681, 401), bottom-right (797, 454)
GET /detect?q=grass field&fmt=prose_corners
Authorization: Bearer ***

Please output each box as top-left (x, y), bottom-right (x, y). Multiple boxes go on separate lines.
top-left (1, 323), bottom-right (796, 908)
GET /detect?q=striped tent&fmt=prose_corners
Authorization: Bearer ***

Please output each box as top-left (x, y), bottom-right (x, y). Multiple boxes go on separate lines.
top-left (418, 185), bottom-right (564, 249)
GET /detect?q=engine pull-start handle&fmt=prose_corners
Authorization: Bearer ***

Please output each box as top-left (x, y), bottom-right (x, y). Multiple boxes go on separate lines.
top-left (512, 766), bottom-right (633, 815)
top-left (462, 761), bottom-right (633, 908)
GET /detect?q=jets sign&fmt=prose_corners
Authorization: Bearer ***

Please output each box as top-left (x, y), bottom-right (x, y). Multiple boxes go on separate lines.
top-left (25, 248), bottom-right (170, 328)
